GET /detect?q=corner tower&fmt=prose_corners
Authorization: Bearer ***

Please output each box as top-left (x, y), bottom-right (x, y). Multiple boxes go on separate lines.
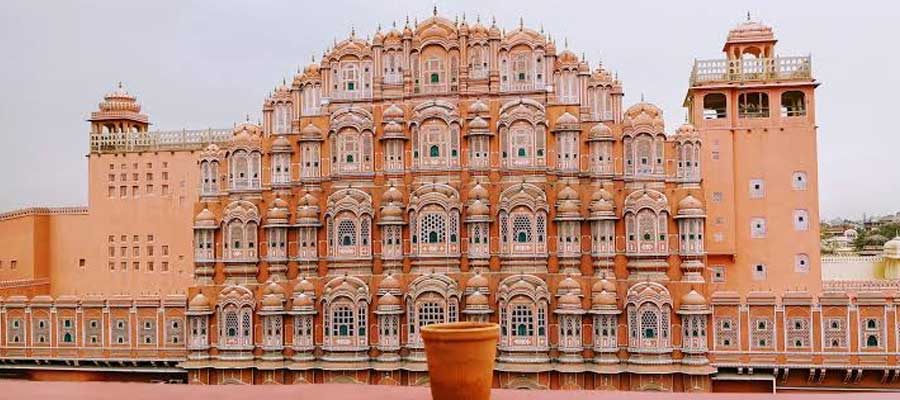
top-left (88, 82), bottom-right (149, 134)
top-left (685, 18), bottom-right (820, 296)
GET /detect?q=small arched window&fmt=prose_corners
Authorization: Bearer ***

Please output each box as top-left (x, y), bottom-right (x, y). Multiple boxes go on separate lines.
top-left (429, 145), bottom-right (440, 157)
top-left (867, 319), bottom-right (877, 330)
top-left (430, 73), bottom-right (439, 83)
top-left (517, 231), bottom-right (528, 243)
top-left (518, 148), bottom-right (526, 157)
top-left (703, 93), bottom-right (727, 119)
top-left (781, 91), bottom-right (806, 117)
top-left (867, 335), bottom-right (879, 347)
top-left (428, 231), bottom-right (439, 243)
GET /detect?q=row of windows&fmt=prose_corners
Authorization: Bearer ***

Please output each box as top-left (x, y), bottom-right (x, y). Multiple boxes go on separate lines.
top-left (107, 171), bottom-right (169, 183)
top-left (748, 172), bottom-right (809, 197)
top-left (714, 316), bottom-right (890, 350)
top-left (107, 162), bottom-right (169, 170)
top-left (107, 244), bottom-right (169, 258)
top-left (107, 260), bottom-right (171, 272)
top-left (750, 209), bottom-right (810, 238)
top-left (107, 184), bottom-right (171, 198)
top-left (108, 234), bottom-right (156, 243)
top-left (5, 317), bottom-right (182, 346)
top-left (702, 91), bottom-right (807, 120)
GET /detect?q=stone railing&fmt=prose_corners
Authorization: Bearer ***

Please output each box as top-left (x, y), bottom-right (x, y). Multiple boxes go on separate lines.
top-left (690, 56), bottom-right (812, 85)
top-left (89, 129), bottom-right (231, 154)
top-left (501, 81), bottom-right (547, 93)
top-left (328, 90), bottom-right (373, 101)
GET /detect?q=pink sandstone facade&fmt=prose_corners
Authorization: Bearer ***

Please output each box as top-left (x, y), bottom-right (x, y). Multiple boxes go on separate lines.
top-left (0, 11), bottom-right (891, 392)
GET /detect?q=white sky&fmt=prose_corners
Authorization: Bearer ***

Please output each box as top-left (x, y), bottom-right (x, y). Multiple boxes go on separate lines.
top-left (0, 0), bottom-right (896, 220)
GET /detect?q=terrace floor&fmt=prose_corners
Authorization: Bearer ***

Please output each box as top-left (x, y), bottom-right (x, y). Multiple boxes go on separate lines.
top-left (3, 381), bottom-right (900, 400)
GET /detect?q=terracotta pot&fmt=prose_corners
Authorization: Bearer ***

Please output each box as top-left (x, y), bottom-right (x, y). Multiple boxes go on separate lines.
top-left (421, 321), bottom-right (499, 400)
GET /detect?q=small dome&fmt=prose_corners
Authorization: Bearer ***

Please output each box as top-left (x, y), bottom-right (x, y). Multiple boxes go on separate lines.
top-left (272, 135), bottom-right (292, 151)
top-left (273, 197), bottom-right (289, 209)
top-left (590, 123), bottom-right (613, 139)
top-left (194, 208), bottom-right (215, 223)
top-left (592, 290), bottom-right (617, 306)
top-left (467, 270), bottom-right (489, 289)
top-left (676, 123), bottom-right (699, 138)
top-left (189, 293), bottom-right (210, 310)
top-left (382, 185), bottom-right (403, 203)
top-left (469, 182), bottom-right (488, 200)
top-left (297, 205), bottom-right (318, 219)
top-left (681, 290), bottom-right (706, 306)
top-left (558, 293), bottom-right (581, 307)
top-left (556, 112), bottom-right (579, 125)
top-left (381, 203), bottom-right (403, 218)
top-left (262, 293), bottom-right (283, 308)
top-left (378, 292), bottom-right (401, 306)
top-left (301, 123), bottom-right (322, 136)
top-left (558, 275), bottom-right (580, 292)
top-left (469, 116), bottom-right (489, 130)
top-left (558, 184), bottom-right (578, 201)
top-left (264, 280), bottom-right (286, 296)
top-left (384, 121), bottom-right (403, 134)
top-left (468, 199), bottom-right (489, 216)
top-left (591, 188), bottom-right (613, 202)
top-left (589, 197), bottom-right (615, 213)
top-left (295, 277), bottom-right (314, 293)
top-left (468, 99), bottom-right (489, 114)
top-left (467, 290), bottom-right (488, 306)
top-left (380, 273), bottom-right (401, 290)
top-left (299, 192), bottom-right (319, 207)
top-left (677, 195), bottom-right (704, 217)
top-left (592, 278), bottom-right (616, 293)
top-left (293, 292), bottom-right (314, 307)
top-left (884, 237), bottom-right (900, 259)
top-left (383, 103), bottom-right (404, 119)
top-left (558, 199), bottom-right (580, 214)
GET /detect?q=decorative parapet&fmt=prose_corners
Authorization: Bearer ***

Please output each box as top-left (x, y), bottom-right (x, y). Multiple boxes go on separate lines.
top-left (690, 56), bottom-right (812, 86)
top-left (0, 207), bottom-right (88, 221)
top-left (823, 280), bottom-right (900, 292)
top-left (89, 129), bottom-right (231, 154)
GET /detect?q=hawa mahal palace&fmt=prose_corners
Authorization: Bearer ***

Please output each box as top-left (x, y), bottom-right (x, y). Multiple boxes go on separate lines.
top-left (3, 9), bottom-right (892, 393)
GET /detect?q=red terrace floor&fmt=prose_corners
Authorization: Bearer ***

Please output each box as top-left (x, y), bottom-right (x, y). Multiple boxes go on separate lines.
top-left (2, 381), bottom-right (900, 400)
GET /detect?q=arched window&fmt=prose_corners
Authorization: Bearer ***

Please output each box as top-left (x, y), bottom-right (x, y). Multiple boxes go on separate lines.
top-left (429, 145), bottom-right (439, 157)
top-left (702, 93), bottom-right (727, 119)
top-left (738, 92), bottom-right (770, 118)
top-left (641, 309), bottom-right (658, 338)
top-left (781, 91), bottom-right (806, 117)
top-left (867, 335), bottom-right (879, 347)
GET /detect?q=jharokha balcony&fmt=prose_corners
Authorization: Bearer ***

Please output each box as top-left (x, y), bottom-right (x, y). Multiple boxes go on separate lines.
top-left (690, 56), bottom-right (813, 86)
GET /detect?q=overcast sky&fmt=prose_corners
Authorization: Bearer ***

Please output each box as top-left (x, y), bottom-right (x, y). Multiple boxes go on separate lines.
top-left (0, 1), bottom-right (896, 220)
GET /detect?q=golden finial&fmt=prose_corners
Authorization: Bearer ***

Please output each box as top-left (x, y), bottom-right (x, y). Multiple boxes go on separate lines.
top-left (476, 14), bottom-right (480, 24)
top-left (392, 20), bottom-right (396, 29)
top-left (462, 13), bottom-right (466, 22)
top-left (747, 11), bottom-right (751, 21)
top-left (376, 23), bottom-right (381, 32)
top-left (540, 24), bottom-right (544, 34)
top-left (640, 93), bottom-right (645, 102)
top-left (433, 4), bottom-right (437, 16)
top-left (117, 81), bottom-right (123, 89)
top-left (492, 16), bottom-right (497, 27)
top-left (245, 114), bottom-right (250, 122)
top-left (350, 25), bottom-right (355, 38)
top-left (519, 16), bottom-right (524, 30)
top-left (311, 54), bottom-right (315, 63)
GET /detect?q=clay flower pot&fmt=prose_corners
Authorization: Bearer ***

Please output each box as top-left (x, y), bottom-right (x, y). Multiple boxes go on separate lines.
top-left (421, 322), bottom-right (499, 400)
